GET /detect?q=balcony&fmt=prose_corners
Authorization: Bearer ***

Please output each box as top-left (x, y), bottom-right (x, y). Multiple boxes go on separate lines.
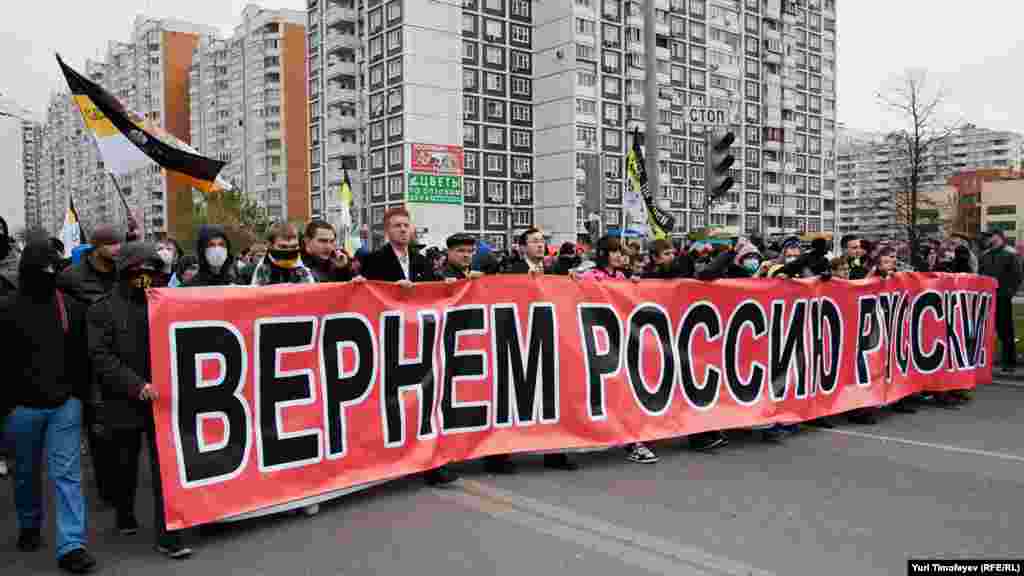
top-left (326, 32), bottom-right (359, 51)
top-left (326, 6), bottom-right (357, 26)
top-left (327, 87), bottom-right (357, 104)
top-left (764, 139), bottom-right (782, 151)
top-left (326, 59), bottom-right (356, 79)
top-left (326, 114), bottom-right (358, 132)
top-left (328, 140), bottom-right (360, 157)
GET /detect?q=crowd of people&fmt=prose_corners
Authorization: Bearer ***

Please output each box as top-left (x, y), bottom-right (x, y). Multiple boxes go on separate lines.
top-left (0, 207), bottom-right (1019, 573)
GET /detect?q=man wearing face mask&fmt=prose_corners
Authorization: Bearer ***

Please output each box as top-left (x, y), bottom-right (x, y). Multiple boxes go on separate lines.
top-left (2, 231), bottom-right (97, 573)
top-left (87, 242), bottom-right (191, 559)
top-left (250, 222), bottom-right (316, 286)
top-left (56, 224), bottom-right (124, 507)
top-left (183, 225), bottom-right (237, 287)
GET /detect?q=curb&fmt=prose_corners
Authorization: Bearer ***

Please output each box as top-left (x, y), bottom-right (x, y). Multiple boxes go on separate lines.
top-left (990, 377), bottom-right (1024, 388)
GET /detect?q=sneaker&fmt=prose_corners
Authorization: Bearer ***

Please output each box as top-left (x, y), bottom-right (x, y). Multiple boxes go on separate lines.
top-left (483, 456), bottom-right (517, 474)
top-left (543, 453), bottom-right (580, 471)
top-left (780, 424), bottom-right (801, 434)
top-left (117, 516), bottom-right (140, 536)
top-left (690, 432), bottom-right (728, 452)
top-left (301, 503), bottom-right (320, 516)
top-left (16, 528), bottom-right (42, 552)
top-left (890, 400), bottom-right (917, 414)
top-left (625, 442), bottom-right (658, 463)
top-left (155, 539), bottom-right (193, 560)
top-left (424, 465), bottom-right (459, 486)
top-left (810, 418), bottom-right (835, 429)
top-left (57, 548), bottom-right (97, 574)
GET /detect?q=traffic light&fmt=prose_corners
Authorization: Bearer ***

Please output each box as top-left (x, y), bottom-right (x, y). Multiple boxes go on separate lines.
top-left (705, 131), bottom-right (736, 203)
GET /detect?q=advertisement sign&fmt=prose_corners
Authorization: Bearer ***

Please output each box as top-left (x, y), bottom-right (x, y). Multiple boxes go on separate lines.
top-left (410, 143), bottom-right (464, 176)
top-left (407, 174), bottom-right (462, 205)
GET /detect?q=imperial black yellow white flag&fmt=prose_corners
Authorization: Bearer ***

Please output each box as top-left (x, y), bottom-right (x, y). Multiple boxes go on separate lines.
top-left (56, 54), bottom-right (229, 193)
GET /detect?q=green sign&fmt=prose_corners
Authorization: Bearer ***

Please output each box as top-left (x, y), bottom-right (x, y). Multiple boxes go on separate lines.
top-left (407, 173), bottom-right (462, 204)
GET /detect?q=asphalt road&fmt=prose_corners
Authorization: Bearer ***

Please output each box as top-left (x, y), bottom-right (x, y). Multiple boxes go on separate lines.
top-left (3, 382), bottom-right (1023, 576)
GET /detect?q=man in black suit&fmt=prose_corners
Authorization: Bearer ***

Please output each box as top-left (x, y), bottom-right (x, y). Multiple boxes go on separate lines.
top-left (503, 227), bottom-right (549, 275)
top-left (355, 207), bottom-right (456, 486)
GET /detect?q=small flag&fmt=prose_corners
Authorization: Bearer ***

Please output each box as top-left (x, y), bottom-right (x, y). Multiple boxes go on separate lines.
top-left (61, 195), bottom-right (84, 258)
top-left (57, 54), bottom-right (231, 194)
top-left (338, 170), bottom-right (355, 253)
top-left (627, 128), bottom-right (675, 240)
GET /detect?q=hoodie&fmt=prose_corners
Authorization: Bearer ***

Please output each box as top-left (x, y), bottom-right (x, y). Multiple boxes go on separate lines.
top-left (186, 225), bottom-right (237, 287)
top-left (1, 235), bottom-right (88, 411)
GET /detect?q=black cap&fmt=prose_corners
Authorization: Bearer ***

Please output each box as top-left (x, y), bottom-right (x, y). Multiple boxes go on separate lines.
top-left (446, 233), bottom-right (477, 248)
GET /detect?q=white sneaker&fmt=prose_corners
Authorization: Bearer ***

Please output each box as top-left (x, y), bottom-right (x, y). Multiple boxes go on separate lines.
top-left (302, 503), bottom-right (320, 516)
top-left (625, 443), bottom-right (659, 464)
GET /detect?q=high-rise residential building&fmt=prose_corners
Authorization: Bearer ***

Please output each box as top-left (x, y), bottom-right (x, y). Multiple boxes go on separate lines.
top-left (35, 16), bottom-right (219, 240)
top-left (535, 0), bottom-right (838, 244)
top-left (21, 120), bottom-right (42, 231)
top-left (308, 0), bottom-right (837, 248)
top-left (836, 124), bottom-right (1024, 240)
top-left (190, 6), bottom-right (309, 224)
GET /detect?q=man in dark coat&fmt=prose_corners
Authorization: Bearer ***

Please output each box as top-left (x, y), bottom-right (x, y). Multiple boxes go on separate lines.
top-left (302, 220), bottom-right (353, 282)
top-left (2, 232), bottom-right (97, 573)
top-left (980, 229), bottom-right (1022, 375)
top-left (357, 207), bottom-right (456, 486)
top-left (87, 242), bottom-right (192, 559)
top-left (550, 242), bottom-right (580, 276)
top-left (503, 227), bottom-right (549, 274)
top-left (183, 225), bottom-right (237, 287)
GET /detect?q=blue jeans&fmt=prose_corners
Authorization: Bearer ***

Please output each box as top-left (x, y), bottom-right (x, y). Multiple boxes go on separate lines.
top-left (6, 398), bottom-right (88, 558)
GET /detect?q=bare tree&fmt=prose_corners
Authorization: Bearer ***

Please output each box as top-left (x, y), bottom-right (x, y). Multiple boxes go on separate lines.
top-left (875, 70), bottom-right (962, 255)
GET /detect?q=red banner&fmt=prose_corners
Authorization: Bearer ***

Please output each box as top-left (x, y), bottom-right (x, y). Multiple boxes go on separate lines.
top-left (149, 273), bottom-right (996, 529)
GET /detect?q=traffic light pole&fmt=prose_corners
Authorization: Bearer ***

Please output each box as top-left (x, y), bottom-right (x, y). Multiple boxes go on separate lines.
top-left (643, 0), bottom-right (660, 211)
top-left (703, 132), bottom-right (712, 227)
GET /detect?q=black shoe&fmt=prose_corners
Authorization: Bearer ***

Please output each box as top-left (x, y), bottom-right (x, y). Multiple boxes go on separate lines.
top-left (424, 466), bottom-right (459, 486)
top-left (58, 548), bottom-right (97, 574)
top-left (891, 401), bottom-right (917, 414)
top-left (16, 528), bottom-right (42, 552)
top-left (760, 428), bottom-right (785, 443)
top-left (483, 456), bottom-right (517, 475)
top-left (690, 431), bottom-right (728, 452)
top-left (155, 540), bottom-right (193, 560)
top-left (543, 454), bottom-right (580, 471)
top-left (933, 395), bottom-right (961, 410)
top-left (118, 516), bottom-right (139, 536)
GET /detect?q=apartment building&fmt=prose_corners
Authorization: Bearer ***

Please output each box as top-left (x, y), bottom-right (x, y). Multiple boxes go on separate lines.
top-left (308, 0), bottom-right (532, 250)
top-left (21, 121), bottom-right (42, 231)
top-left (836, 124), bottom-right (1024, 240)
top-left (534, 0), bottom-right (838, 244)
top-left (190, 6), bottom-right (309, 224)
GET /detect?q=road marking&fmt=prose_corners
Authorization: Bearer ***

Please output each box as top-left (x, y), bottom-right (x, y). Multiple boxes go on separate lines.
top-left (820, 428), bottom-right (1024, 463)
top-left (435, 479), bottom-right (778, 576)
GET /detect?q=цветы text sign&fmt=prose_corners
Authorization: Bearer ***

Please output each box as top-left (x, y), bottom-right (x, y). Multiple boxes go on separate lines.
top-left (148, 273), bottom-right (996, 529)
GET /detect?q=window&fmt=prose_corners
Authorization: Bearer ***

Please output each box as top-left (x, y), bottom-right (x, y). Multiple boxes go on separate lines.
top-left (487, 208), bottom-right (507, 225)
top-left (690, 21), bottom-right (706, 42)
top-left (577, 70), bottom-right (596, 87)
top-left (485, 72), bottom-right (504, 91)
top-left (512, 183), bottom-right (532, 203)
top-left (511, 77), bottom-right (530, 96)
top-left (387, 58), bottom-right (402, 80)
top-left (603, 102), bottom-right (621, 123)
top-left (689, 70), bottom-right (706, 89)
top-left (464, 96), bottom-right (478, 117)
top-left (388, 30), bottom-right (401, 50)
top-left (485, 19), bottom-right (504, 41)
top-left (463, 14), bottom-right (477, 34)
top-left (603, 76), bottom-right (620, 95)
top-left (510, 24), bottom-right (530, 44)
top-left (576, 98), bottom-right (596, 115)
top-left (485, 45), bottom-right (504, 66)
top-left (371, 149), bottom-right (385, 169)
top-left (464, 124), bottom-right (478, 146)
top-left (485, 0), bottom-right (504, 10)
top-left (577, 43), bottom-right (596, 60)
top-left (511, 103), bottom-right (531, 122)
top-left (387, 0), bottom-right (402, 21)
top-left (511, 51), bottom-right (530, 72)
top-left (512, 157), bottom-right (531, 175)
top-left (511, 0), bottom-right (530, 18)
top-left (487, 181), bottom-right (505, 203)
top-left (486, 99), bottom-right (504, 120)
top-left (603, 23), bottom-right (621, 47)
top-left (388, 117), bottom-right (402, 137)
top-left (576, 18), bottom-right (595, 36)
top-left (512, 129), bottom-right (531, 148)
top-left (388, 88), bottom-right (403, 110)
top-left (465, 151), bottom-right (478, 171)
top-left (463, 69), bottom-right (478, 90)
top-left (602, 50), bottom-right (620, 72)
top-left (486, 126), bottom-right (505, 146)
top-left (388, 146), bottom-right (402, 166)
top-left (370, 64), bottom-right (384, 85)
top-left (486, 154), bottom-right (504, 172)
top-left (465, 207), bottom-right (478, 225)
top-left (604, 129), bottom-right (621, 148)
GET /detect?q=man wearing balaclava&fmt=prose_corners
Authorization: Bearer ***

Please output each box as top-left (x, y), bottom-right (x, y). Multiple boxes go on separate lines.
top-left (250, 222), bottom-right (316, 286)
top-left (2, 231), bottom-right (97, 574)
top-left (184, 225), bottom-right (237, 287)
top-left (56, 223), bottom-right (125, 508)
top-left (87, 242), bottom-right (192, 559)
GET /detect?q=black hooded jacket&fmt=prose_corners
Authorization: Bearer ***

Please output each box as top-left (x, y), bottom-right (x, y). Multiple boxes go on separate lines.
top-left (1, 236), bottom-right (89, 413)
top-left (185, 225), bottom-right (237, 287)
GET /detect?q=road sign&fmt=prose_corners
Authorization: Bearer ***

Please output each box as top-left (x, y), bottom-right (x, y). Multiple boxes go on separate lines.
top-left (685, 106), bottom-right (730, 127)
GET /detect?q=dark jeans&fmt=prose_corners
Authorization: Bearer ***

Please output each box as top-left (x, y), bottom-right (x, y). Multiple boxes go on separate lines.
top-left (109, 412), bottom-right (177, 546)
top-left (996, 293), bottom-right (1016, 368)
top-left (83, 403), bottom-right (115, 503)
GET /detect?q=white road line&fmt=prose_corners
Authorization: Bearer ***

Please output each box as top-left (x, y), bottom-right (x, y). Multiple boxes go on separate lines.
top-left (820, 428), bottom-right (1024, 463)
top-left (435, 479), bottom-right (778, 576)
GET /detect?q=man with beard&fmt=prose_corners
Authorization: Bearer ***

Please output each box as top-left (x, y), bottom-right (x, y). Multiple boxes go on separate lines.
top-left (183, 225), bottom-right (238, 287)
top-left (302, 220), bottom-right (352, 282)
top-left (2, 232), bottom-right (97, 573)
top-left (87, 242), bottom-right (191, 559)
top-left (357, 207), bottom-right (457, 486)
top-left (56, 224), bottom-right (124, 507)
top-left (249, 222), bottom-right (317, 286)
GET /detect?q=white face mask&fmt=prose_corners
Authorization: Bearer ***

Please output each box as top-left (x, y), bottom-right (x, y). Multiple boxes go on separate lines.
top-left (205, 246), bottom-right (228, 270)
top-left (785, 256), bottom-right (798, 264)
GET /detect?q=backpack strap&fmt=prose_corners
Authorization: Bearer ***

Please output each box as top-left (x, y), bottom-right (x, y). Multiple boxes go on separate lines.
top-left (55, 289), bottom-right (69, 335)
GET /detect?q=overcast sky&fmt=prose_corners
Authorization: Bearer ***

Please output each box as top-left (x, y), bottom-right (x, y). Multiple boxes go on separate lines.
top-left (2, 0), bottom-right (1023, 228)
